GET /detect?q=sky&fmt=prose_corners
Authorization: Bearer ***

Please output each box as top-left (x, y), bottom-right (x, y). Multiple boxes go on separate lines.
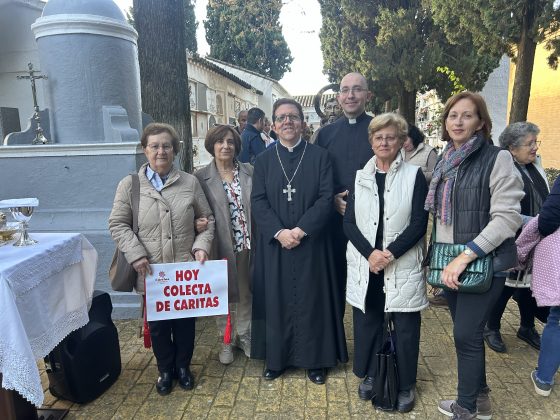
top-left (113, 0), bottom-right (330, 95)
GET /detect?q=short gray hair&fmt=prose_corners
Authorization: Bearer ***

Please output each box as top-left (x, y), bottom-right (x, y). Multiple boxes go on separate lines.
top-left (499, 122), bottom-right (540, 149)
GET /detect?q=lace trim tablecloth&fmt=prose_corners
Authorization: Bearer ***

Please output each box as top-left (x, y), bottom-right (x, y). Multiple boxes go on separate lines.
top-left (0, 233), bottom-right (83, 296)
top-left (0, 233), bottom-right (97, 407)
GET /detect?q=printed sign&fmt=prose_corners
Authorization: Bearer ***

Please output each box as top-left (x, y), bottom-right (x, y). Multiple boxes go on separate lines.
top-left (145, 260), bottom-right (228, 321)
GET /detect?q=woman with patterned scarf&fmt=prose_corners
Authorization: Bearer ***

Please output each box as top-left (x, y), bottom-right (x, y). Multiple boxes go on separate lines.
top-left (425, 92), bottom-right (524, 420)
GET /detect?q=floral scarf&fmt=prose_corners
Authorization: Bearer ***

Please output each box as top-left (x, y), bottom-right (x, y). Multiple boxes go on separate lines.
top-left (424, 135), bottom-right (478, 224)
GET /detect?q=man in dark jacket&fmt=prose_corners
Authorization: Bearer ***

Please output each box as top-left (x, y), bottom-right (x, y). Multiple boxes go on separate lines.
top-left (239, 107), bottom-right (266, 164)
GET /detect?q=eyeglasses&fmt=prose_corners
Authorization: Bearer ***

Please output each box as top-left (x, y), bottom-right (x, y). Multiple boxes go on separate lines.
top-left (339, 87), bottom-right (367, 96)
top-left (372, 135), bottom-right (398, 144)
top-left (275, 114), bottom-right (301, 123)
top-left (147, 144), bottom-right (173, 151)
top-left (520, 140), bottom-right (541, 149)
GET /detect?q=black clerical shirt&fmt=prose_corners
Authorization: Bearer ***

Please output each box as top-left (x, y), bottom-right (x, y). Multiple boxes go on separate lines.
top-left (315, 112), bottom-right (373, 193)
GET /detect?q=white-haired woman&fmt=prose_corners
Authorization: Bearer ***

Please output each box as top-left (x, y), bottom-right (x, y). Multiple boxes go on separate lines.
top-left (484, 122), bottom-right (550, 353)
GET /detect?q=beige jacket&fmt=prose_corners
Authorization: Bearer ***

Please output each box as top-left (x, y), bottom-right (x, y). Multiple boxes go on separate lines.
top-left (109, 163), bottom-right (215, 293)
top-left (405, 142), bottom-right (438, 183)
top-left (195, 159), bottom-right (253, 303)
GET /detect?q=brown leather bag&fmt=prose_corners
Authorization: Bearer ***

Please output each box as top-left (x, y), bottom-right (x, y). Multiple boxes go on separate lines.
top-left (109, 174), bottom-right (140, 292)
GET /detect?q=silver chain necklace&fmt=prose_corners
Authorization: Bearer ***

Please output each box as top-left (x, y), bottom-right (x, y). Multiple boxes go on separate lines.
top-left (275, 140), bottom-right (307, 201)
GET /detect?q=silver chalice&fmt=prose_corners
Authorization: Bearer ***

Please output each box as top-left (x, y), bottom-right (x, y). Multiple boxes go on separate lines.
top-left (10, 206), bottom-right (37, 246)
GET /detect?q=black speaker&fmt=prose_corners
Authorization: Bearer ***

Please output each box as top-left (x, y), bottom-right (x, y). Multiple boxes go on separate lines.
top-left (44, 290), bottom-right (122, 404)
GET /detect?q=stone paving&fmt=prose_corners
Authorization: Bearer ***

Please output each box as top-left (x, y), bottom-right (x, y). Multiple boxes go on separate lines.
top-left (39, 302), bottom-right (559, 419)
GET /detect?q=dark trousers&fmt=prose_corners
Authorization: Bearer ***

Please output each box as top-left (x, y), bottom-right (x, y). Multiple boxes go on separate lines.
top-left (148, 317), bottom-right (195, 373)
top-left (487, 286), bottom-right (549, 330)
top-left (445, 276), bottom-right (505, 412)
top-left (352, 274), bottom-right (421, 391)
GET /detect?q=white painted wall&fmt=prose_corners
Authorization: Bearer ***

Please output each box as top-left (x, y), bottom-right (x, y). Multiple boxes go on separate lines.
top-left (188, 58), bottom-right (259, 167)
top-left (480, 55), bottom-right (510, 143)
top-left (188, 59), bottom-right (258, 121)
top-left (206, 58), bottom-right (291, 118)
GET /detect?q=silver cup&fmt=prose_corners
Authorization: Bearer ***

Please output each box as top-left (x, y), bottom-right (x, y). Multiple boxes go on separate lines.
top-left (9, 206), bottom-right (37, 246)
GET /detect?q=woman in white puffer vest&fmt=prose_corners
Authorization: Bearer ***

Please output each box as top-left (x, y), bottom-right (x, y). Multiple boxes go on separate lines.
top-left (344, 113), bottom-right (429, 412)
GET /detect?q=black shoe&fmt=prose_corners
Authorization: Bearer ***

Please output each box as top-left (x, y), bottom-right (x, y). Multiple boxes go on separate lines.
top-left (263, 368), bottom-right (284, 381)
top-left (397, 388), bottom-right (415, 413)
top-left (517, 326), bottom-right (541, 350)
top-left (483, 327), bottom-right (507, 353)
top-left (307, 368), bottom-right (326, 385)
top-left (177, 367), bottom-right (194, 390)
top-left (155, 371), bottom-right (173, 396)
top-left (358, 376), bottom-right (375, 400)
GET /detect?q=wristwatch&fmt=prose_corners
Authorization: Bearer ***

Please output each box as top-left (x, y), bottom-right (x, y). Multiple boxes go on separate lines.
top-left (463, 247), bottom-right (474, 257)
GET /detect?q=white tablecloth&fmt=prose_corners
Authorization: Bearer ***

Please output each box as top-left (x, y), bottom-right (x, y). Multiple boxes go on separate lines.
top-left (0, 233), bottom-right (97, 407)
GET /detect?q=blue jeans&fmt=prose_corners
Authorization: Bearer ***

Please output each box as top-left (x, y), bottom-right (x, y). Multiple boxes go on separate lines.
top-left (536, 306), bottom-right (560, 384)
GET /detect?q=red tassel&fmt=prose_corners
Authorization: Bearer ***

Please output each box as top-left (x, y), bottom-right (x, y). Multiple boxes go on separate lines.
top-left (223, 312), bottom-right (232, 344)
top-left (221, 257), bottom-right (232, 345)
top-left (143, 295), bottom-right (152, 349)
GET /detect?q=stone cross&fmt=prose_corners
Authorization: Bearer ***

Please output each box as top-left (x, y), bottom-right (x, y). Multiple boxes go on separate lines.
top-left (283, 184), bottom-right (296, 201)
top-left (17, 62), bottom-right (49, 144)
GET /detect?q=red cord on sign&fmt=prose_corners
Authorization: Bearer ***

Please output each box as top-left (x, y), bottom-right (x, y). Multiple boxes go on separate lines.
top-left (143, 294), bottom-right (152, 349)
top-left (223, 312), bottom-right (232, 344)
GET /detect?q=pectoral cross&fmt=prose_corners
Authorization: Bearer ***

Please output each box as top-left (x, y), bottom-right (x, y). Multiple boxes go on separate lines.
top-left (283, 184), bottom-right (296, 201)
top-left (17, 62), bottom-right (49, 144)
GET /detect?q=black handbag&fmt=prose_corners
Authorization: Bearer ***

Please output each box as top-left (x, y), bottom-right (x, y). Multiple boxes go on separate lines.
top-left (108, 174), bottom-right (140, 292)
top-left (372, 313), bottom-right (399, 411)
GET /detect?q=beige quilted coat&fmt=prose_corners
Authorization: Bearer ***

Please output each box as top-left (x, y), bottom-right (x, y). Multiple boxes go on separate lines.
top-left (109, 163), bottom-right (215, 293)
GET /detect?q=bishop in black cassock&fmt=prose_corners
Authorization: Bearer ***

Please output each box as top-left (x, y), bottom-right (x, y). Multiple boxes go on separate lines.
top-left (315, 73), bottom-right (373, 316)
top-left (250, 99), bottom-right (348, 384)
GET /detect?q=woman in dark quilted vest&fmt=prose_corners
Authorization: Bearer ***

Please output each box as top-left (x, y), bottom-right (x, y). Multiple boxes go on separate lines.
top-left (484, 122), bottom-right (550, 354)
top-left (425, 92), bottom-right (524, 420)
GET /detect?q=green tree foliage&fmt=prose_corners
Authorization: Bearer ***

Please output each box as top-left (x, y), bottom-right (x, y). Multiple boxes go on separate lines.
top-left (319, 0), bottom-right (500, 123)
top-left (430, 0), bottom-right (560, 123)
top-left (545, 167), bottom-right (560, 185)
top-left (183, 0), bottom-right (198, 54)
top-left (127, 2), bottom-right (198, 53)
top-left (205, 0), bottom-right (293, 80)
top-left (134, 0), bottom-right (194, 172)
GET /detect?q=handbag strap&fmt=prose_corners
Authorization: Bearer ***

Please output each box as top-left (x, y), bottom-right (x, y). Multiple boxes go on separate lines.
top-left (383, 312), bottom-right (395, 342)
top-left (429, 219), bottom-right (436, 246)
top-left (131, 173), bottom-right (140, 234)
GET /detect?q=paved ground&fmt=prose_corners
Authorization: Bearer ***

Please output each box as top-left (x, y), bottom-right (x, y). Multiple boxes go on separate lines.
top-left (39, 302), bottom-right (558, 419)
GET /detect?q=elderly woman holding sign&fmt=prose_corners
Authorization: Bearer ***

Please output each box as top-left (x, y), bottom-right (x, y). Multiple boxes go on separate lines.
top-left (109, 123), bottom-right (214, 396)
top-left (195, 124), bottom-right (254, 365)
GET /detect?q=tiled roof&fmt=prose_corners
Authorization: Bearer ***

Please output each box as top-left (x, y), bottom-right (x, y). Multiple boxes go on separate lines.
top-left (189, 54), bottom-right (263, 95)
top-left (293, 94), bottom-right (337, 108)
top-left (206, 57), bottom-right (277, 82)
top-left (206, 57), bottom-right (291, 97)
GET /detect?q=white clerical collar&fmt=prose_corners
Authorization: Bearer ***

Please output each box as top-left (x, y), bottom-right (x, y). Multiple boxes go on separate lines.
top-left (345, 111), bottom-right (364, 124)
top-left (278, 137), bottom-right (302, 152)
